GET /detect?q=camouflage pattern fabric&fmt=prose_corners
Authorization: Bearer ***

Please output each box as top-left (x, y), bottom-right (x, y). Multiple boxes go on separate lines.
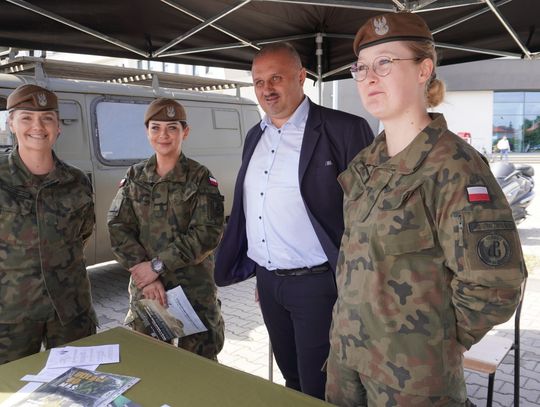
top-left (108, 153), bottom-right (225, 360)
top-left (0, 147), bottom-right (96, 325)
top-left (326, 352), bottom-right (475, 406)
top-left (0, 311), bottom-right (96, 365)
top-left (329, 114), bottom-right (526, 401)
top-left (0, 147), bottom-right (97, 363)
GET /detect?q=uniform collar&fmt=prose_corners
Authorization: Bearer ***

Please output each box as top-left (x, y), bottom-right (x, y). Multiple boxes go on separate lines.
top-left (141, 153), bottom-right (188, 183)
top-left (364, 113), bottom-right (448, 175)
top-left (9, 146), bottom-right (72, 187)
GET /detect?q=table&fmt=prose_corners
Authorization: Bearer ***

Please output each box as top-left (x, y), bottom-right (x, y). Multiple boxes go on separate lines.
top-left (0, 327), bottom-right (330, 406)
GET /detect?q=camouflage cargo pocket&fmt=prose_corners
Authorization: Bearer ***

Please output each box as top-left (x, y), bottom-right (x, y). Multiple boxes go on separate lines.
top-left (377, 185), bottom-right (435, 255)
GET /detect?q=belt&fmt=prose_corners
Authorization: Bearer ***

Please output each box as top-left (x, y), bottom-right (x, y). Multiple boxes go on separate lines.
top-left (272, 262), bottom-right (330, 277)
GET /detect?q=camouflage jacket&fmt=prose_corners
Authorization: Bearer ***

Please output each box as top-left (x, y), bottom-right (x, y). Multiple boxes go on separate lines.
top-left (107, 154), bottom-right (225, 336)
top-left (330, 114), bottom-right (526, 399)
top-left (0, 148), bottom-right (96, 324)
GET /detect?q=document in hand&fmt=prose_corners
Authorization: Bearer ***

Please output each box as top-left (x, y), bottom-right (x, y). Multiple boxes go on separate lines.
top-left (13, 367), bottom-right (139, 407)
top-left (134, 285), bottom-right (207, 342)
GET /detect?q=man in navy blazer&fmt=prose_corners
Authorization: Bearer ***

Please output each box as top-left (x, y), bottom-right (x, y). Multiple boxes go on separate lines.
top-left (215, 43), bottom-right (373, 399)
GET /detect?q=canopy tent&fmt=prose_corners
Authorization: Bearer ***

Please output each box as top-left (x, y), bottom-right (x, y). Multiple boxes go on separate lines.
top-left (0, 0), bottom-right (538, 83)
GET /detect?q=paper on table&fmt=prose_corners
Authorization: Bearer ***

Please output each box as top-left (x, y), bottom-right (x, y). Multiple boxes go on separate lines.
top-left (166, 285), bottom-right (207, 336)
top-left (0, 382), bottom-right (41, 407)
top-left (21, 364), bottom-right (99, 383)
top-left (45, 344), bottom-right (119, 368)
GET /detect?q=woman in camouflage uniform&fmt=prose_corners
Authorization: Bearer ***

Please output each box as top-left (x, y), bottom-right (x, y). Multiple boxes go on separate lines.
top-left (0, 84), bottom-right (96, 365)
top-left (107, 98), bottom-right (225, 360)
top-left (326, 12), bottom-right (526, 406)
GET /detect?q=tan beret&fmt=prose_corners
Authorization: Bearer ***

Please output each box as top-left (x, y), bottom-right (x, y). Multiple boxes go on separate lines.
top-left (7, 84), bottom-right (58, 111)
top-left (353, 12), bottom-right (433, 55)
top-left (144, 98), bottom-right (187, 126)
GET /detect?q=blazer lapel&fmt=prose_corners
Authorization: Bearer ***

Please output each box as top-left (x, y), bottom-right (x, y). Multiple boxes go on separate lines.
top-left (299, 100), bottom-right (322, 182)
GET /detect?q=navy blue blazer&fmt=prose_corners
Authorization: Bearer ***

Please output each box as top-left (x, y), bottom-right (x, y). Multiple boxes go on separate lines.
top-left (214, 99), bottom-right (374, 286)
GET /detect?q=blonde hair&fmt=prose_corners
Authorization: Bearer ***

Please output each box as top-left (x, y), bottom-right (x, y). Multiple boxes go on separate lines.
top-left (405, 41), bottom-right (445, 108)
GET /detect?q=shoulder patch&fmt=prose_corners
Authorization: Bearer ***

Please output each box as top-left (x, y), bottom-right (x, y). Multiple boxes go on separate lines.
top-left (466, 185), bottom-right (490, 203)
top-left (477, 233), bottom-right (511, 266)
top-left (208, 176), bottom-right (218, 187)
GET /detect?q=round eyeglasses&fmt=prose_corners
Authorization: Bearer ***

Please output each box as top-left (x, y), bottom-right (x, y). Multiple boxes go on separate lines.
top-left (350, 56), bottom-right (422, 82)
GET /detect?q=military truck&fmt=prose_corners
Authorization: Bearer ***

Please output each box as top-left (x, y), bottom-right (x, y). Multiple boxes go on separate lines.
top-left (0, 57), bottom-right (260, 266)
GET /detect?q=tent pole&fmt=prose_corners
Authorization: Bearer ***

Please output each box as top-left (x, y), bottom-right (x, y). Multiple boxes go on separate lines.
top-left (316, 33), bottom-right (323, 104)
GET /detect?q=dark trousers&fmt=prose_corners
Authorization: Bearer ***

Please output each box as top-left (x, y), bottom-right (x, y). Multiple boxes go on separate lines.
top-left (255, 263), bottom-right (337, 400)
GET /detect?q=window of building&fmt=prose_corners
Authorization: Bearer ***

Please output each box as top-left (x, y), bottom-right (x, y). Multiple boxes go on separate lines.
top-left (493, 91), bottom-right (540, 153)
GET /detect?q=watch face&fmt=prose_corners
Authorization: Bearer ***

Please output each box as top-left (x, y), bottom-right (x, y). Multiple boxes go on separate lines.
top-left (152, 258), bottom-right (163, 273)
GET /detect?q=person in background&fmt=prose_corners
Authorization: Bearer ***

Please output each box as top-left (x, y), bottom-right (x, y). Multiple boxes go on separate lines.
top-left (327, 12), bottom-right (526, 406)
top-left (107, 98), bottom-right (225, 360)
top-left (214, 42), bottom-right (374, 399)
top-left (497, 135), bottom-right (511, 160)
top-left (0, 84), bottom-right (96, 365)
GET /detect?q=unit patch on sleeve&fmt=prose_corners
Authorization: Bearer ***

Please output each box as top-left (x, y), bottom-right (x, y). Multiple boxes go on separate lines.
top-left (476, 233), bottom-right (511, 266)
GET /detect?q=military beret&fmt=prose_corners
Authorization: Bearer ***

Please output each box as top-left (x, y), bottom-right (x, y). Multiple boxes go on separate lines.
top-left (353, 12), bottom-right (433, 55)
top-left (144, 98), bottom-right (187, 126)
top-left (7, 84), bottom-right (58, 111)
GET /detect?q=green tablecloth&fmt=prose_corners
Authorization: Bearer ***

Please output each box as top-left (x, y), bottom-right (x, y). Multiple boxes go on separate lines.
top-left (0, 327), bottom-right (330, 406)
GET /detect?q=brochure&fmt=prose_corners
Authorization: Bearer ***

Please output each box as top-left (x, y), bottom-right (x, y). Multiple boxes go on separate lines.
top-left (14, 367), bottom-right (139, 407)
top-left (134, 285), bottom-right (207, 342)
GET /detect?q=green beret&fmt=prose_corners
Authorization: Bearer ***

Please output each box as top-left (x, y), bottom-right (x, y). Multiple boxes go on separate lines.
top-left (353, 12), bottom-right (433, 55)
top-left (144, 98), bottom-right (187, 126)
top-left (7, 84), bottom-right (58, 111)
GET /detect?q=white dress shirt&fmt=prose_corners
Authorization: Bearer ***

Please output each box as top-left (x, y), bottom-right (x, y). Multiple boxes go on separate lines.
top-left (243, 97), bottom-right (327, 270)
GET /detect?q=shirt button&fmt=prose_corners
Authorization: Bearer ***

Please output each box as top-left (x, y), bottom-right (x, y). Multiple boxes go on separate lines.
top-left (260, 192), bottom-right (264, 196)
top-left (262, 239), bottom-right (265, 242)
top-left (264, 170), bottom-right (268, 174)
top-left (259, 216), bottom-right (262, 219)
top-left (271, 149), bottom-right (275, 153)
top-left (268, 260), bottom-right (271, 264)
top-left (278, 130), bottom-right (281, 134)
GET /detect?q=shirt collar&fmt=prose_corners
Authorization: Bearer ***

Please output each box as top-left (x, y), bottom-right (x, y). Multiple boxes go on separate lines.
top-left (260, 96), bottom-right (309, 131)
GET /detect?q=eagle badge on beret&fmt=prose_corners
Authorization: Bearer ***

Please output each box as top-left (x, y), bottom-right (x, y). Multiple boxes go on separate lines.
top-left (166, 105), bottom-right (176, 118)
top-left (373, 16), bottom-right (389, 36)
top-left (37, 92), bottom-right (48, 107)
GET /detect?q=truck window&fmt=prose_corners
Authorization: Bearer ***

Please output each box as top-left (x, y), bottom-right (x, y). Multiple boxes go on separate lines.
top-left (0, 97), bottom-right (13, 150)
top-left (184, 107), bottom-right (242, 149)
top-left (95, 100), bottom-right (153, 161)
top-left (94, 99), bottom-right (244, 164)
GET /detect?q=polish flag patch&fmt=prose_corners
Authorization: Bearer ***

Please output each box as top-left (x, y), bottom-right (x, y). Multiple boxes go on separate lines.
top-left (118, 178), bottom-right (126, 188)
top-left (208, 176), bottom-right (218, 187)
top-left (467, 186), bottom-right (490, 203)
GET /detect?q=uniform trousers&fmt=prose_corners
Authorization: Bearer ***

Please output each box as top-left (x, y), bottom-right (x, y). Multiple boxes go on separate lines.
top-left (255, 263), bottom-right (337, 400)
top-left (326, 351), bottom-right (475, 407)
top-left (0, 311), bottom-right (96, 365)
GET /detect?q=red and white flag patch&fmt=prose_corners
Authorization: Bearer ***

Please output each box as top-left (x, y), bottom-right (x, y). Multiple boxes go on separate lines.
top-left (208, 176), bottom-right (218, 187)
top-left (467, 186), bottom-right (490, 203)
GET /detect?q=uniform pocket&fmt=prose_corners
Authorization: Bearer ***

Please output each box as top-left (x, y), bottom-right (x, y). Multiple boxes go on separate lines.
top-left (48, 194), bottom-right (93, 243)
top-left (377, 184), bottom-right (435, 255)
top-left (458, 209), bottom-right (524, 287)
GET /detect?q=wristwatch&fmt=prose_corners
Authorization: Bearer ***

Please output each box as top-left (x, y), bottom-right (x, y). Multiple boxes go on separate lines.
top-left (150, 257), bottom-right (164, 274)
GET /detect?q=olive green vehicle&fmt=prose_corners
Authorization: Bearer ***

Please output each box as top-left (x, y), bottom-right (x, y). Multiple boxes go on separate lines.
top-left (0, 57), bottom-right (260, 266)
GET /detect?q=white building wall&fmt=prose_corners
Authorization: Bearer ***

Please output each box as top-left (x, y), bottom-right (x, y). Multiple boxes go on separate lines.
top-left (434, 91), bottom-right (493, 155)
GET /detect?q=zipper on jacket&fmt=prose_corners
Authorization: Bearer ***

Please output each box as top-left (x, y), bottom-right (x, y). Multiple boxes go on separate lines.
top-left (457, 213), bottom-right (464, 247)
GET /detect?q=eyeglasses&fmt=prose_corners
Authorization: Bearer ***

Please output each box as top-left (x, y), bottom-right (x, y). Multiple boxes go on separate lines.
top-left (350, 56), bottom-right (422, 82)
